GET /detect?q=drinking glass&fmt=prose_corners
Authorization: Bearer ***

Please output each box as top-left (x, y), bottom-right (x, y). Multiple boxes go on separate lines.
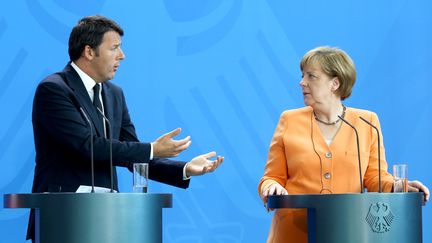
top-left (393, 164), bottom-right (408, 192)
top-left (133, 163), bottom-right (148, 193)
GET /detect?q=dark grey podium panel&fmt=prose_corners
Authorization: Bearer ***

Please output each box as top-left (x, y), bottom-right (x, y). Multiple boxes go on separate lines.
top-left (4, 193), bottom-right (172, 243)
top-left (268, 193), bottom-right (423, 243)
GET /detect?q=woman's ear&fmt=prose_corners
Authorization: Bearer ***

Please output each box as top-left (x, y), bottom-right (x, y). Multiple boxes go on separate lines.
top-left (331, 78), bottom-right (340, 92)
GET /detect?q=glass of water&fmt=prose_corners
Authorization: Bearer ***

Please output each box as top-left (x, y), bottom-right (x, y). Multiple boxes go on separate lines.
top-left (393, 164), bottom-right (408, 192)
top-left (133, 163), bottom-right (148, 193)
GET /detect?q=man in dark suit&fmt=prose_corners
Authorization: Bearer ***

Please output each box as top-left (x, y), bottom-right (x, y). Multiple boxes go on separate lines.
top-left (27, 15), bottom-right (224, 242)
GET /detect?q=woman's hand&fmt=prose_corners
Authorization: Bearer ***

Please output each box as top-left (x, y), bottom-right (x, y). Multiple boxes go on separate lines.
top-left (408, 180), bottom-right (430, 205)
top-left (261, 183), bottom-right (288, 211)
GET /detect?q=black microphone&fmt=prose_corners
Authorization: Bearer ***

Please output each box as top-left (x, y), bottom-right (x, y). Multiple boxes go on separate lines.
top-left (96, 107), bottom-right (114, 193)
top-left (359, 116), bottom-right (382, 193)
top-left (338, 115), bottom-right (365, 193)
top-left (79, 107), bottom-right (95, 193)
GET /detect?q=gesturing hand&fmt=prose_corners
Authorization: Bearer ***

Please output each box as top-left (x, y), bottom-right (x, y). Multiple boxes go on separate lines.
top-left (185, 151), bottom-right (224, 177)
top-left (153, 128), bottom-right (191, 158)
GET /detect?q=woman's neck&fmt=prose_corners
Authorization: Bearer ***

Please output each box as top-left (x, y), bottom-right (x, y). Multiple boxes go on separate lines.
top-left (313, 100), bottom-right (344, 123)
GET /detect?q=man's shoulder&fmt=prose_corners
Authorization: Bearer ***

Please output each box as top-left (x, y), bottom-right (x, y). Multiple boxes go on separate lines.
top-left (36, 73), bottom-right (69, 92)
top-left (103, 80), bottom-right (124, 96)
top-left (103, 80), bottom-right (122, 90)
top-left (39, 64), bottom-right (73, 86)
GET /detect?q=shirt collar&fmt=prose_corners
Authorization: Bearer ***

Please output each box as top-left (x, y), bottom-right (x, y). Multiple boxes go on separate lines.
top-left (71, 61), bottom-right (99, 92)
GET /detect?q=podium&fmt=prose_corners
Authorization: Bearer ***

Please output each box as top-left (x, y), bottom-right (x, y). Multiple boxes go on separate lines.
top-left (268, 193), bottom-right (423, 243)
top-left (3, 193), bottom-right (172, 243)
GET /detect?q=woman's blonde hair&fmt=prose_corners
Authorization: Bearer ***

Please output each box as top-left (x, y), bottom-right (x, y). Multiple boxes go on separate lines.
top-left (300, 46), bottom-right (356, 100)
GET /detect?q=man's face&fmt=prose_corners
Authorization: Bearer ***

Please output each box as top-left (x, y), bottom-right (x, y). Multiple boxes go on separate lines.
top-left (90, 30), bottom-right (125, 83)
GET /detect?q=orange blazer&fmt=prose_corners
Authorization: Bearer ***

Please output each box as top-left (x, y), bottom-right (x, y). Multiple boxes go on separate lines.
top-left (258, 106), bottom-right (394, 243)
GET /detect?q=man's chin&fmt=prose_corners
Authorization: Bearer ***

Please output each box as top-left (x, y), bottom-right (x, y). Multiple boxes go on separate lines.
top-left (105, 74), bottom-right (115, 81)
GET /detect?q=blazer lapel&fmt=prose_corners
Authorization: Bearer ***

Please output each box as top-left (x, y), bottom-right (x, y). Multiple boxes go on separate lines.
top-left (101, 82), bottom-right (114, 137)
top-left (62, 64), bottom-right (105, 137)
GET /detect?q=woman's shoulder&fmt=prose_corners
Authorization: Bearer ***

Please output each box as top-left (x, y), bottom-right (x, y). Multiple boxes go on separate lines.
top-left (347, 107), bottom-right (379, 121)
top-left (347, 107), bottom-right (377, 116)
top-left (280, 106), bottom-right (312, 118)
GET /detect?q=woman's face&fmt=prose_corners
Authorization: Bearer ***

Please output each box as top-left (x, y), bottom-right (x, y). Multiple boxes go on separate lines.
top-left (299, 62), bottom-right (338, 107)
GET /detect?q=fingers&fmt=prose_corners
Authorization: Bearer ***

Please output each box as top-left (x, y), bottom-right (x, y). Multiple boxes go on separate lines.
top-left (174, 140), bottom-right (192, 153)
top-left (268, 184), bottom-right (276, 196)
top-left (186, 153), bottom-right (224, 176)
top-left (165, 128), bottom-right (181, 138)
top-left (408, 185), bottom-right (419, 192)
top-left (171, 135), bottom-right (191, 154)
top-left (261, 183), bottom-right (288, 211)
top-left (153, 129), bottom-right (191, 157)
top-left (276, 185), bottom-right (288, 195)
top-left (207, 156), bottom-right (223, 172)
top-left (265, 184), bottom-right (288, 196)
top-left (201, 157), bottom-right (222, 174)
top-left (193, 153), bottom-right (223, 172)
top-left (174, 135), bottom-right (191, 145)
top-left (408, 180), bottom-right (421, 192)
top-left (202, 151), bottom-right (216, 159)
top-left (422, 184), bottom-right (430, 202)
top-left (409, 180), bottom-right (430, 203)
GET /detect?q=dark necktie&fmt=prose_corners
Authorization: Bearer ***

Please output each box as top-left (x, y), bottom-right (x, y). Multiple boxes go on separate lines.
top-left (93, 84), bottom-right (103, 112)
top-left (93, 84), bottom-right (106, 137)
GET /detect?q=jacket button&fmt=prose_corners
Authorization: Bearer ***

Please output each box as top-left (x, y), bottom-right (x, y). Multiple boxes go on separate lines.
top-left (325, 152), bottom-right (332, 158)
top-left (324, 173), bottom-right (331, 179)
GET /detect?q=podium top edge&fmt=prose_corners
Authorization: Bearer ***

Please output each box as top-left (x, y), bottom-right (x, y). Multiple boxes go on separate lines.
top-left (3, 193), bottom-right (173, 209)
top-left (267, 192), bottom-right (423, 209)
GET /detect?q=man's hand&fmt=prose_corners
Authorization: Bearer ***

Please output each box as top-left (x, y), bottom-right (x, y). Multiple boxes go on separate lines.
top-left (153, 128), bottom-right (191, 158)
top-left (185, 151), bottom-right (224, 177)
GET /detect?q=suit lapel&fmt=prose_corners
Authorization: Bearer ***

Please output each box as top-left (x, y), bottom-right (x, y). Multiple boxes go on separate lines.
top-left (62, 64), bottom-right (105, 137)
top-left (102, 82), bottom-right (114, 137)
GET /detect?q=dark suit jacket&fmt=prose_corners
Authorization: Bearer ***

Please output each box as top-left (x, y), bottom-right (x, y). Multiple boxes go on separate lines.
top-left (27, 63), bottom-right (189, 240)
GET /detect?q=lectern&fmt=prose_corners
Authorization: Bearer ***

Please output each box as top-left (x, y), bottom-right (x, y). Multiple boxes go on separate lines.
top-left (268, 193), bottom-right (423, 243)
top-left (3, 193), bottom-right (172, 243)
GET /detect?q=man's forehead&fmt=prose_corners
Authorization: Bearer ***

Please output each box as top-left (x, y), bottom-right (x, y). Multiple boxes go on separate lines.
top-left (102, 30), bottom-right (122, 44)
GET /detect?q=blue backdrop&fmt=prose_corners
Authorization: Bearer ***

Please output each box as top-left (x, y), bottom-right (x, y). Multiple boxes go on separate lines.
top-left (1, 0), bottom-right (431, 242)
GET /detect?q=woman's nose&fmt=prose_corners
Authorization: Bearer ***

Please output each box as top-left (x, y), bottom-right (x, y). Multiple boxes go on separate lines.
top-left (299, 78), bottom-right (306, 87)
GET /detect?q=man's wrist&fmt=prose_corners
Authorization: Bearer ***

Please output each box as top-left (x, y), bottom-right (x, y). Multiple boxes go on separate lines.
top-left (150, 142), bottom-right (154, 160)
top-left (183, 162), bottom-right (190, 180)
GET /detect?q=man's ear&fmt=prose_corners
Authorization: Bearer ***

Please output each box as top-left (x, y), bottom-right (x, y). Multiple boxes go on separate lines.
top-left (332, 77), bottom-right (340, 92)
top-left (82, 45), bottom-right (96, 61)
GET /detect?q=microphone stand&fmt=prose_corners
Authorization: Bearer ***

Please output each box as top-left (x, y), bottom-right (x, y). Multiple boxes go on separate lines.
top-left (359, 116), bottom-right (382, 193)
top-left (79, 107), bottom-right (95, 193)
top-left (96, 107), bottom-right (115, 193)
top-left (338, 115), bottom-right (365, 193)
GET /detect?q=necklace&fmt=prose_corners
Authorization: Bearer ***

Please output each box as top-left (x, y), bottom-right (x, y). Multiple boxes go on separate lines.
top-left (313, 105), bottom-right (346, 125)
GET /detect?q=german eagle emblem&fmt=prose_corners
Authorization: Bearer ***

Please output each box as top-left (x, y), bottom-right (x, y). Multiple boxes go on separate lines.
top-left (366, 202), bottom-right (394, 233)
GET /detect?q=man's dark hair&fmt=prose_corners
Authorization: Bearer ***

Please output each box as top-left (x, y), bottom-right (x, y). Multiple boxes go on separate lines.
top-left (68, 15), bottom-right (124, 61)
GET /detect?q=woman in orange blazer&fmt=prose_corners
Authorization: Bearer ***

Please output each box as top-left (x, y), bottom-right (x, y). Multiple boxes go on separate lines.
top-left (258, 46), bottom-right (430, 243)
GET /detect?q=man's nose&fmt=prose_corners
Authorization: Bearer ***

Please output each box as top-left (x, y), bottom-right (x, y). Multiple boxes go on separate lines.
top-left (118, 48), bottom-right (125, 60)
